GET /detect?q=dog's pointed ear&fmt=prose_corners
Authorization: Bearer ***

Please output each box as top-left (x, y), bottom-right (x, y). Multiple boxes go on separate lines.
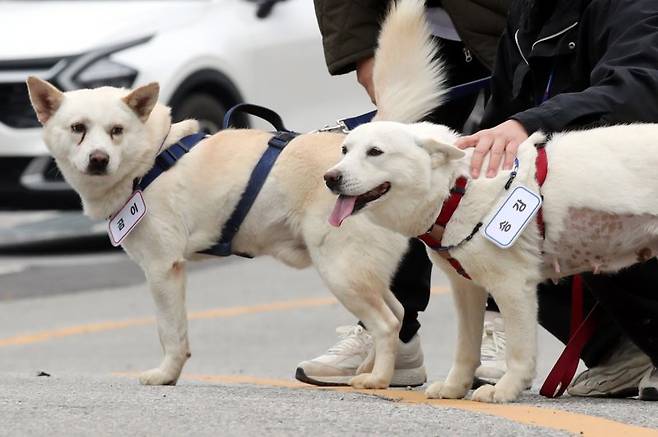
top-left (417, 138), bottom-right (465, 167)
top-left (26, 76), bottom-right (64, 125)
top-left (122, 82), bottom-right (160, 123)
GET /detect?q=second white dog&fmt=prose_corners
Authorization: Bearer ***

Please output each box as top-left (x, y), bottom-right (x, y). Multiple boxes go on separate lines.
top-left (326, 119), bottom-right (658, 402)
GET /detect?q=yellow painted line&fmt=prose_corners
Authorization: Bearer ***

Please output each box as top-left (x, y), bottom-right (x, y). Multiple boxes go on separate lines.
top-left (0, 286), bottom-right (449, 348)
top-left (158, 374), bottom-right (658, 437)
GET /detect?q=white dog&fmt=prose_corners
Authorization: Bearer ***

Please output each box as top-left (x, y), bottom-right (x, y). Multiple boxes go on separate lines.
top-left (326, 119), bottom-right (658, 402)
top-left (26, 0), bottom-right (445, 389)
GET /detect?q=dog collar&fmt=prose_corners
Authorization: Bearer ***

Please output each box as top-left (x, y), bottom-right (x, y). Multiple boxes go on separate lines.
top-left (417, 176), bottom-right (476, 279)
top-left (418, 146), bottom-right (548, 280)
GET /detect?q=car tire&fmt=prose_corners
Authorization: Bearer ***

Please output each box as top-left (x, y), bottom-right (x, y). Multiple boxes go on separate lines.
top-left (171, 93), bottom-right (226, 134)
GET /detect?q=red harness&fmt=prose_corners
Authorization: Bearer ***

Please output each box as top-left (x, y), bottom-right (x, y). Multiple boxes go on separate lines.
top-left (418, 144), bottom-right (548, 279)
top-left (418, 144), bottom-right (597, 399)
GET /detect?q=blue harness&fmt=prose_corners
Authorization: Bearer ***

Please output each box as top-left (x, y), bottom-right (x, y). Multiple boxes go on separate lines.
top-left (137, 76), bottom-right (489, 257)
top-left (137, 103), bottom-right (298, 258)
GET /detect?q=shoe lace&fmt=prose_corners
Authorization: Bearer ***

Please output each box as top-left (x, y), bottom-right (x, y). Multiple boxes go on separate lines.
top-left (326, 325), bottom-right (372, 355)
top-left (480, 320), bottom-right (506, 362)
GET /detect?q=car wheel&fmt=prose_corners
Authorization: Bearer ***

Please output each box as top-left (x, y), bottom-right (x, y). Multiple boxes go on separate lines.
top-left (172, 93), bottom-right (226, 134)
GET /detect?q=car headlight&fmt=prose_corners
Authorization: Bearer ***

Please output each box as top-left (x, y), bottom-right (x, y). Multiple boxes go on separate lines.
top-left (57, 35), bottom-right (152, 90)
top-left (74, 58), bottom-right (138, 89)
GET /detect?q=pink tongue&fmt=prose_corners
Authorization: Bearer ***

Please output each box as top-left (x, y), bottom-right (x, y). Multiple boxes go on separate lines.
top-left (329, 195), bottom-right (357, 227)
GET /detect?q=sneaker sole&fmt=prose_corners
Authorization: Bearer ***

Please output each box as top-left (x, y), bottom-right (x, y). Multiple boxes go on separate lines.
top-left (640, 387), bottom-right (658, 401)
top-left (295, 367), bottom-right (427, 388)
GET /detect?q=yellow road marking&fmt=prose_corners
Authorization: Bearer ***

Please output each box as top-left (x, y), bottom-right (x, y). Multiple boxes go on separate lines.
top-left (0, 286), bottom-right (449, 347)
top-left (156, 373), bottom-right (658, 437)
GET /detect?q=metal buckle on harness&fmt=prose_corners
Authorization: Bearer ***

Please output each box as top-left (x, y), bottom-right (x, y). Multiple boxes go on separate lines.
top-left (317, 120), bottom-right (350, 134)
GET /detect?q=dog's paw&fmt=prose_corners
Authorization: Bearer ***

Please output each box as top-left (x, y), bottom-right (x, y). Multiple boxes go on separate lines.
top-left (350, 373), bottom-right (389, 389)
top-left (471, 384), bottom-right (496, 402)
top-left (471, 383), bottom-right (519, 403)
top-left (139, 368), bottom-right (178, 386)
top-left (425, 380), bottom-right (468, 399)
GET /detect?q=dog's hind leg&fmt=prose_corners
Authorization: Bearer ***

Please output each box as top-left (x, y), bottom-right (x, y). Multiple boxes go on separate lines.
top-left (139, 259), bottom-right (191, 386)
top-left (471, 278), bottom-right (538, 403)
top-left (426, 268), bottom-right (487, 399)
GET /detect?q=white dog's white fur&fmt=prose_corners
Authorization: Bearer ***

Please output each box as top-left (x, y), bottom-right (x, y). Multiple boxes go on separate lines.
top-left (328, 119), bottom-right (658, 402)
top-left (26, 0), bottom-right (445, 389)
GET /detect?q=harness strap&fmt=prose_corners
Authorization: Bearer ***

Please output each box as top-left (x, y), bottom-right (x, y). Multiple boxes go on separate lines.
top-left (223, 103), bottom-right (288, 131)
top-left (200, 130), bottom-right (298, 257)
top-left (535, 142), bottom-right (548, 238)
top-left (419, 142), bottom-right (549, 280)
top-left (418, 177), bottom-right (472, 279)
top-left (417, 177), bottom-right (468, 250)
top-left (137, 132), bottom-right (208, 191)
top-left (340, 111), bottom-right (377, 131)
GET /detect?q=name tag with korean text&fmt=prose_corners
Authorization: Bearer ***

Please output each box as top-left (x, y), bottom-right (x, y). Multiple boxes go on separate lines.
top-left (108, 191), bottom-right (147, 246)
top-left (483, 186), bottom-right (542, 248)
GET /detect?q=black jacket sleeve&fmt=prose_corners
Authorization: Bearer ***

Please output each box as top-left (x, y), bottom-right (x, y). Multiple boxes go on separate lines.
top-left (313, 0), bottom-right (389, 75)
top-left (512, 0), bottom-right (658, 133)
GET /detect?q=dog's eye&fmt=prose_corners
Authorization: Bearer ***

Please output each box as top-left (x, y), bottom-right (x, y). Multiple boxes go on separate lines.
top-left (71, 123), bottom-right (86, 134)
top-left (111, 126), bottom-right (124, 137)
top-left (341, 146), bottom-right (348, 155)
top-left (367, 147), bottom-right (384, 157)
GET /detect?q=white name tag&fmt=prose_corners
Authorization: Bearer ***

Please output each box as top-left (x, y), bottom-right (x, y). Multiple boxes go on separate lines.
top-left (107, 191), bottom-right (147, 246)
top-left (483, 185), bottom-right (542, 249)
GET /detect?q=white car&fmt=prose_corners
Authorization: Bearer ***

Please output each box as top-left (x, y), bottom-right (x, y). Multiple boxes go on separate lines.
top-left (0, 0), bottom-right (370, 210)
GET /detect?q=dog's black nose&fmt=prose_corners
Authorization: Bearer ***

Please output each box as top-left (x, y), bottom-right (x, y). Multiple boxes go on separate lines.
top-left (88, 150), bottom-right (109, 174)
top-left (324, 170), bottom-right (343, 191)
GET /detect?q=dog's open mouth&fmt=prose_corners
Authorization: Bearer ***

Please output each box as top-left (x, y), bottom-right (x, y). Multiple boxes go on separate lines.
top-left (329, 182), bottom-right (391, 227)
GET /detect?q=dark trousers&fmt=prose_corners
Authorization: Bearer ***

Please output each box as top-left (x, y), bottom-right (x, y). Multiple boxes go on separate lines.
top-left (538, 260), bottom-right (658, 367)
top-left (387, 37), bottom-right (490, 343)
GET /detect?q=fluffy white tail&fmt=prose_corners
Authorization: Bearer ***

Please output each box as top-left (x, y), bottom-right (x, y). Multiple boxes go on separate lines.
top-left (373, 0), bottom-right (446, 123)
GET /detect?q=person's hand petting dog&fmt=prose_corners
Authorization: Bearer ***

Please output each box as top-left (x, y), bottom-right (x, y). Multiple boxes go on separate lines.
top-left (455, 119), bottom-right (528, 178)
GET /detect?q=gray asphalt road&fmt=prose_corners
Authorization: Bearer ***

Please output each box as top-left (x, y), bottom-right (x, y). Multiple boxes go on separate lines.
top-left (0, 213), bottom-right (657, 436)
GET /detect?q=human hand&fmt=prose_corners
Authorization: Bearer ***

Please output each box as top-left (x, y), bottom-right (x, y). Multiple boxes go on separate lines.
top-left (454, 120), bottom-right (528, 178)
top-left (356, 56), bottom-right (376, 104)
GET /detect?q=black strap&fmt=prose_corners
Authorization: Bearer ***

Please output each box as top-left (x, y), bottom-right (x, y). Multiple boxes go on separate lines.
top-left (200, 130), bottom-right (298, 257)
top-left (446, 76), bottom-right (490, 101)
top-left (336, 77), bottom-right (491, 133)
top-left (223, 103), bottom-right (287, 131)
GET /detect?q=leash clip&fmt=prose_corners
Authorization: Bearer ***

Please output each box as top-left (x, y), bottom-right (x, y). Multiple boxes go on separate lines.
top-left (504, 158), bottom-right (520, 190)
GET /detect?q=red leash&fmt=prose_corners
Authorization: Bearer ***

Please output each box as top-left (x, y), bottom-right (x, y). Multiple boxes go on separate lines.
top-left (540, 275), bottom-right (599, 397)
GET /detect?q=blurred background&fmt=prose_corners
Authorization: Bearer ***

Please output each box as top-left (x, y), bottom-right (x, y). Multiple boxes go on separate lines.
top-left (0, 0), bottom-right (371, 264)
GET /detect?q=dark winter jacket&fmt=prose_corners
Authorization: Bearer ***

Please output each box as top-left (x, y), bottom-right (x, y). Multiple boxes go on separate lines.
top-left (313, 0), bottom-right (510, 75)
top-left (481, 0), bottom-right (658, 132)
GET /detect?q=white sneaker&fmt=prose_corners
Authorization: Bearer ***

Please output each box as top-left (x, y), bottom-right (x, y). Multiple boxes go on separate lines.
top-left (568, 338), bottom-right (653, 398)
top-left (473, 312), bottom-right (507, 388)
top-left (295, 325), bottom-right (427, 387)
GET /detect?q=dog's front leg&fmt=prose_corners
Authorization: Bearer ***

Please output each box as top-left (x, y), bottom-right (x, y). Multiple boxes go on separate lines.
top-left (427, 271), bottom-right (487, 399)
top-left (355, 288), bottom-right (404, 376)
top-left (140, 260), bottom-right (190, 386)
top-left (471, 279), bottom-right (537, 403)
top-left (331, 286), bottom-right (399, 389)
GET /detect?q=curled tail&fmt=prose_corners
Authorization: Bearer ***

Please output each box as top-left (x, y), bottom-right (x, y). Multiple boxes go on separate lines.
top-left (372, 0), bottom-right (446, 123)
